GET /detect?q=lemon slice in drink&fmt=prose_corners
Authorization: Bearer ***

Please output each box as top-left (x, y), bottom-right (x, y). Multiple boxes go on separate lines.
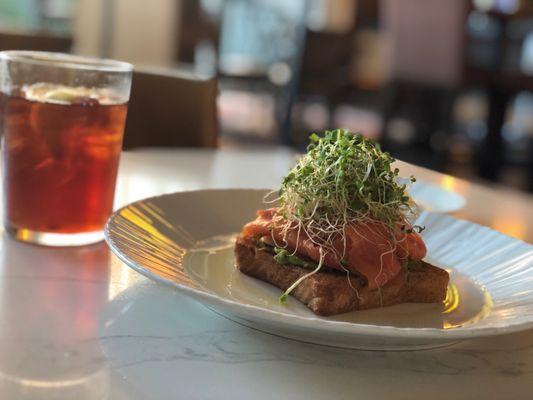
top-left (43, 87), bottom-right (92, 103)
top-left (24, 83), bottom-right (95, 104)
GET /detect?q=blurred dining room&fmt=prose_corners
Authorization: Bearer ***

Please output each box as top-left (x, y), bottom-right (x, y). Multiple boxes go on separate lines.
top-left (0, 0), bottom-right (532, 399)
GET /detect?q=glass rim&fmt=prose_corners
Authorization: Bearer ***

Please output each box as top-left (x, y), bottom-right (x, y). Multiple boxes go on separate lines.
top-left (0, 51), bottom-right (133, 73)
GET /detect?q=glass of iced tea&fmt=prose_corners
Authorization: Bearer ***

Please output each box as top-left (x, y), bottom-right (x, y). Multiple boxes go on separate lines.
top-left (0, 51), bottom-right (133, 246)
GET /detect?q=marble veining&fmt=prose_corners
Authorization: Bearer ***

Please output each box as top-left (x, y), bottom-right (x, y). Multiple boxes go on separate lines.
top-left (99, 281), bottom-right (533, 378)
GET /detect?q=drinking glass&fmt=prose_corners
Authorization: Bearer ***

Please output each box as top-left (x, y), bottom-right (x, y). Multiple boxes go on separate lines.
top-left (0, 51), bottom-right (133, 246)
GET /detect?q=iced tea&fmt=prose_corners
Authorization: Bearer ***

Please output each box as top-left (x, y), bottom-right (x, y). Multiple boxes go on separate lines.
top-left (2, 83), bottom-right (127, 234)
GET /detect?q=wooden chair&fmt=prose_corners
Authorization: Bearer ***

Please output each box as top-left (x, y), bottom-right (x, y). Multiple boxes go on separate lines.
top-left (0, 30), bottom-right (72, 52)
top-left (123, 66), bottom-right (218, 148)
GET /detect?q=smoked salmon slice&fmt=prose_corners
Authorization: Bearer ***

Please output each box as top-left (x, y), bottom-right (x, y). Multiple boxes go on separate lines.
top-left (241, 208), bottom-right (427, 289)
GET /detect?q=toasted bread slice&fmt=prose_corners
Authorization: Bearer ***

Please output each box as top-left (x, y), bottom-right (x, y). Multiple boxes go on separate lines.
top-left (234, 236), bottom-right (449, 316)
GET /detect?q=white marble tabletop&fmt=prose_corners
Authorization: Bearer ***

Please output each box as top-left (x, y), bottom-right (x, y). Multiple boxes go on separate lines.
top-left (1, 147), bottom-right (532, 400)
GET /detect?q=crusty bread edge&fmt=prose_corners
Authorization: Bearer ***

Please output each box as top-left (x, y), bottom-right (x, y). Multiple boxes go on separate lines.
top-left (234, 235), bottom-right (449, 316)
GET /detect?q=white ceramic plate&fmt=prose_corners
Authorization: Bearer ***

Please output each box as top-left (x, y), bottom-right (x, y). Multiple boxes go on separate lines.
top-left (105, 189), bottom-right (533, 350)
top-left (403, 179), bottom-right (466, 213)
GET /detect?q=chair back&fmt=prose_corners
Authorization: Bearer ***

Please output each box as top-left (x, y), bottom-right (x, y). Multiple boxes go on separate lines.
top-left (124, 66), bottom-right (218, 148)
top-left (0, 31), bottom-right (72, 53)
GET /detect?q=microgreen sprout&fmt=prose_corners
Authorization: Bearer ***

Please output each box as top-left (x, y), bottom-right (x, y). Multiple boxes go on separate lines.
top-left (278, 129), bottom-right (417, 230)
top-left (268, 129), bottom-right (422, 303)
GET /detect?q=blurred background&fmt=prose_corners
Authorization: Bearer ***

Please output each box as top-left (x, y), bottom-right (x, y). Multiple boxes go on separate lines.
top-left (0, 0), bottom-right (532, 192)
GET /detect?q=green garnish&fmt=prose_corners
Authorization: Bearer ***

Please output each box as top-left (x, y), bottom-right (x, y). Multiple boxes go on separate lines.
top-left (279, 129), bottom-right (417, 230)
top-left (267, 129), bottom-right (421, 303)
top-left (273, 247), bottom-right (318, 269)
top-left (279, 247), bottom-right (325, 304)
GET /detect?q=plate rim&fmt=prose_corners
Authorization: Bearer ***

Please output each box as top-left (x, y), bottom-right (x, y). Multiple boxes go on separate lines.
top-left (105, 188), bottom-right (533, 341)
